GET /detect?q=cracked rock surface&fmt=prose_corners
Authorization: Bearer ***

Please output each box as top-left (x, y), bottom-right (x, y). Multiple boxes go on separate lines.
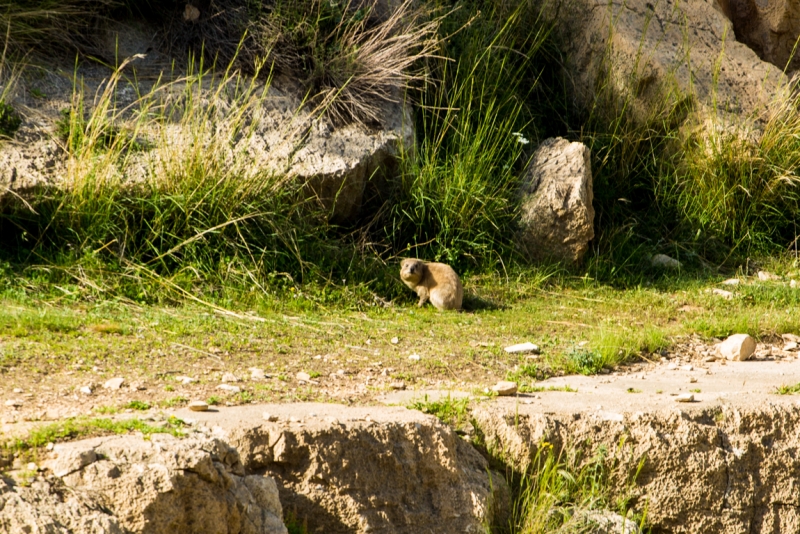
top-left (2, 434), bottom-right (287, 534)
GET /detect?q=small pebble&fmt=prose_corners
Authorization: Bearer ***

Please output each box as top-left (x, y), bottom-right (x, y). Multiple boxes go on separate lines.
top-left (79, 386), bottom-right (93, 395)
top-left (408, 354), bottom-right (421, 361)
top-left (492, 381), bottom-right (518, 396)
top-left (296, 372), bottom-right (311, 381)
top-left (391, 337), bottom-right (399, 344)
top-left (188, 400), bottom-right (209, 412)
top-left (221, 372), bottom-right (240, 383)
top-left (103, 377), bottom-right (124, 390)
top-left (12, 388), bottom-right (23, 394)
top-left (675, 393), bottom-right (694, 403)
top-left (262, 412), bottom-right (279, 422)
top-left (689, 377), bottom-right (697, 383)
top-left (216, 384), bottom-right (241, 393)
top-left (4, 399), bottom-right (22, 408)
top-left (712, 289), bottom-right (734, 299)
top-left (504, 342), bottom-right (540, 354)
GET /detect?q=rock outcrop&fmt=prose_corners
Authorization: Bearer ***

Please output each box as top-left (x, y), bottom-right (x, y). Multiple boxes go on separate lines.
top-left (0, 23), bottom-right (413, 224)
top-left (211, 404), bottom-right (509, 534)
top-left (10, 434), bottom-right (288, 534)
top-left (472, 401), bottom-right (800, 533)
top-left (555, 0), bottom-right (787, 126)
top-left (517, 137), bottom-right (595, 263)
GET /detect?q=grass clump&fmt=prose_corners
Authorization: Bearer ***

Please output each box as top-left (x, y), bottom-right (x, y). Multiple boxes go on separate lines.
top-left (0, 100), bottom-right (21, 137)
top-left (408, 394), bottom-right (470, 430)
top-left (504, 443), bottom-right (647, 533)
top-left (775, 383), bottom-right (800, 395)
top-left (126, 400), bottom-right (151, 410)
top-left (5, 416), bottom-right (185, 454)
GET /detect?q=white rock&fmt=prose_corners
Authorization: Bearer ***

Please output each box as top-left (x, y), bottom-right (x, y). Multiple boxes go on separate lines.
top-left (517, 137), bottom-right (594, 263)
top-left (249, 368), bottom-right (266, 380)
top-left (262, 412), bottom-right (279, 422)
top-left (12, 388), bottom-right (23, 394)
top-left (712, 288), bottom-right (734, 299)
top-left (391, 337), bottom-right (400, 344)
top-left (79, 386), bottom-right (93, 395)
top-left (675, 393), bottom-right (695, 402)
top-left (758, 270), bottom-right (779, 281)
top-left (716, 334), bottom-right (756, 361)
top-left (791, 280), bottom-right (798, 288)
top-left (188, 401), bottom-right (209, 412)
top-left (680, 365), bottom-right (694, 371)
top-left (491, 381), bottom-right (518, 396)
top-left (177, 376), bottom-right (196, 385)
top-left (504, 342), bottom-right (540, 354)
top-left (4, 399), bottom-right (22, 407)
top-left (666, 363), bottom-right (678, 370)
top-left (409, 354), bottom-right (421, 361)
top-left (783, 342), bottom-right (799, 352)
top-left (103, 377), bottom-right (125, 390)
top-left (216, 384), bottom-right (241, 393)
top-left (721, 278), bottom-right (740, 286)
top-left (390, 381), bottom-right (406, 390)
top-left (598, 411), bottom-right (624, 422)
top-left (221, 372), bottom-right (240, 383)
top-left (782, 333), bottom-right (800, 343)
top-left (296, 372), bottom-right (311, 381)
top-left (651, 254), bottom-right (682, 269)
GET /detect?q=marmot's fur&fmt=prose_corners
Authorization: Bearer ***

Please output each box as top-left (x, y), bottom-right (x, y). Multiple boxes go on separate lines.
top-left (400, 259), bottom-right (463, 311)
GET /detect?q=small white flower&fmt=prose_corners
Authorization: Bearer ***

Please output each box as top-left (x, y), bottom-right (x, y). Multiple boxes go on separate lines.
top-left (512, 132), bottom-right (530, 145)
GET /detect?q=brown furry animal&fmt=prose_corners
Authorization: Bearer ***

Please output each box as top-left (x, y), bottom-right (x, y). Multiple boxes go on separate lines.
top-left (400, 259), bottom-right (463, 311)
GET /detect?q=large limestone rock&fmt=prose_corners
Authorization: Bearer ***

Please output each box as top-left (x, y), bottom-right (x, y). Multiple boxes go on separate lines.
top-left (184, 403), bottom-right (510, 534)
top-left (472, 401), bottom-right (800, 533)
top-left (722, 0), bottom-right (800, 72)
top-left (0, 27), bottom-right (413, 223)
top-left (517, 137), bottom-right (595, 263)
top-left (555, 0), bottom-right (787, 125)
top-left (28, 434), bottom-right (288, 534)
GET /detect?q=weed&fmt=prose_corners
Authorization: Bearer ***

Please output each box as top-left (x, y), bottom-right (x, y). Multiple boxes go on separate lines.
top-left (94, 405), bottom-right (118, 414)
top-left (237, 390), bottom-right (254, 403)
top-left (206, 396), bottom-right (221, 405)
top-left (519, 384), bottom-right (577, 393)
top-left (690, 388), bottom-right (701, 393)
top-left (408, 394), bottom-right (470, 430)
top-left (775, 383), bottom-right (800, 394)
top-left (159, 396), bottom-right (188, 408)
top-left (0, 101), bottom-right (21, 137)
top-left (126, 400), bottom-right (151, 411)
top-left (164, 385), bottom-right (175, 392)
top-left (307, 370), bottom-right (321, 379)
top-left (568, 348), bottom-right (605, 375)
top-left (626, 388), bottom-right (642, 394)
top-left (5, 416), bottom-right (185, 454)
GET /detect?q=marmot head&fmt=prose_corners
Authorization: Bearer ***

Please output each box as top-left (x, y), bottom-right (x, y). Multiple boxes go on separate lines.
top-left (400, 258), bottom-right (425, 284)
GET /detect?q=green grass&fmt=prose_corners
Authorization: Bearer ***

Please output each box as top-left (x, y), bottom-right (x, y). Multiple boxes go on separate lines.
top-left (4, 416), bottom-right (185, 453)
top-left (500, 442), bottom-right (647, 534)
top-left (519, 384), bottom-right (578, 393)
top-left (408, 394), bottom-right (471, 430)
top-left (126, 400), bottom-right (151, 411)
top-left (775, 383), bottom-right (800, 395)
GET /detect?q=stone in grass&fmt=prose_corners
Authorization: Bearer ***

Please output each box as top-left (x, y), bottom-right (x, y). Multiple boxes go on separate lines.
top-left (712, 288), bottom-right (734, 300)
top-left (216, 384), bottom-right (241, 393)
top-left (103, 378), bottom-right (125, 390)
top-left (651, 254), bottom-right (682, 269)
top-left (492, 381), bottom-right (518, 396)
top-left (221, 372), bottom-right (240, 383)
top-left (187, 401), bottom-right (209, 412)
top-left (249, 368), bottom-right (266, 380)
top-left (296, 372), bottom-right (312, 382)
top-left (716, 334), bottom-right (756, 361)
top-left (757, 270), bottom-right (779, 281)
top-left (675, 393), bottom-right (695, 403)
top-left (721, 278), bottom-right (740, 286)
top-left (79, 386), bottom-right (93, 395)
top-left (504, 342), bottom-right (540, 354)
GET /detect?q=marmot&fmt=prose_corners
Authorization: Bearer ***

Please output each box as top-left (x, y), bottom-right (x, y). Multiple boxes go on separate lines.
top-left (400, 259), bottom-right (463, 311)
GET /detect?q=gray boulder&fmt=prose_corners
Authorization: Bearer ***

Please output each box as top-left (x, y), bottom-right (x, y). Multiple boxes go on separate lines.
top-left (517, 137), bottom-right (595, 263)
